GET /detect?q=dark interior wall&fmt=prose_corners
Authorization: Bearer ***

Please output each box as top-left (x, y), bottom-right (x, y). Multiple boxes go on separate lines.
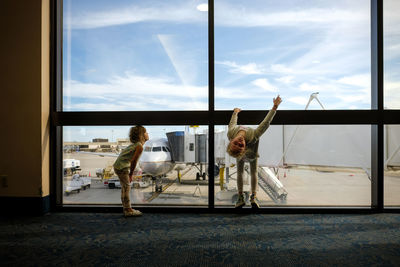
top-left (0, 0), bottom-right (50, 198)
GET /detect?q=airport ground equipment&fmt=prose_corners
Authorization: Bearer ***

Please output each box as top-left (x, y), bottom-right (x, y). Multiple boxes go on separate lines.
top-left (63, 159), bottom-right (81, 175)
top-left (95, 168), bottom-right (104, 178)
top-left (257, 167), bottom-right (287, 203)
top-left (104, 173), bottom-right (150, 189)
top-left (65, 174), bottom-right (91, 196)
top-left (104, 177), bottom-right (120, 189)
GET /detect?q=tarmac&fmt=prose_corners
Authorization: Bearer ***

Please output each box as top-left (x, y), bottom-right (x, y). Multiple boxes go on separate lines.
top-left (63, 152), bottom-right (400, 207)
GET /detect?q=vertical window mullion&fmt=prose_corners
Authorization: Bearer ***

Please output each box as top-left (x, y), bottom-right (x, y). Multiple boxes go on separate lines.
top-left (51, 0), bottom-right (64, 209)
top-left (371, 0), bottom-right (384, 210)
top-left (208, 0), bottom-right (215, 209)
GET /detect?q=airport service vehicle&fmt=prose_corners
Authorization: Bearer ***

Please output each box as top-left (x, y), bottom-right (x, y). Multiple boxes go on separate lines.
top-left (63, 159), bottom-right (81, 175)
top-left (65, 174), bottom-right (91, 195)
top-left (104, 177), bottom-right (120, 189)
top-left (103, 170), bottom-right (150, 189)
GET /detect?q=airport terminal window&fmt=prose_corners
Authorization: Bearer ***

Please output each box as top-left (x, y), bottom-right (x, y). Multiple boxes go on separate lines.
top-left (384, 0), bottom-right (400, 109)
top-left (215, 125), bottom-right (371, 207)
top-left (62, 0), bottom-right (208, 111)
top-left (54, 1), bottom-right (396, 210)
top-left (63, 126), bottom-right (209, 206)
top-left (215, 0), bottom-right (371, 110)
top-left (384, 125), bottom-right (400, 206)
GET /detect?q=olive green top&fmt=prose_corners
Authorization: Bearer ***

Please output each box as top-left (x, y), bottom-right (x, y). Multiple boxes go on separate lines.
top-left (227, 109), bottom-right (276, 160)
top-left (113, 142), bottom-right (142, 171)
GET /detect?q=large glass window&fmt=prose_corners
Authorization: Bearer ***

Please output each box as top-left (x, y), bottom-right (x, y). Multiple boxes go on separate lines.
top-left (54, 0), bottom-right (395, 211)
top-left (384, 125), bottom-right (400, 206)
top-left (215, 125), bottom-right (371, 207)
top-left (384, 0), bottom-right (400, 109)
top-left (63, 126), bottom-right (209, 206)
top-left (215, 0), bottom-right (371, 110)
top-left (63, 0), bottom-right (208, 111)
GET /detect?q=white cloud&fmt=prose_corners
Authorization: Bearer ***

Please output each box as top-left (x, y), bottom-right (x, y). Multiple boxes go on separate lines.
top-left (215, 86), bottom-right (261, 100)
top-left (287, 96), bottom-right (309, 106)
top-left (337, 74), bottom-right (370, 88)
top-left (196, 3), bottom-right (208, 12)
top-left (65, 0), bottom-right (370, 31)
top-left (67, 3), bottom-right (206, 29)
top-left (275, 76), bottom-right (294, 84)
top-left (215, 2), bottom-right (368, 28)
top-left (216, 61), bottom-right (266, 75)
top-left (336, 94), bottom-right (369, 103)
top-left (270, 64), bottom-right (293, 74)
top-left (251, 78), bottom-right (277, 92)
top-left (299, 83), bottom-right (322, 92)
top-left (385, 81), bottom-right (400, 109)
top-left (63, 72), bottom-right (208, 111)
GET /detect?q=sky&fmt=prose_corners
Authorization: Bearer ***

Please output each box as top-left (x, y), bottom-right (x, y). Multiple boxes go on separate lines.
top-left (62, 0), bottom-right (400, 141)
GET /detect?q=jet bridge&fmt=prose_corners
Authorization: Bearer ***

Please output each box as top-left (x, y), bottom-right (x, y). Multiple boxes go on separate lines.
top-left (257, 167), bottom-right (288, 203)
top-left (166, 131), bottom-right (209, 180)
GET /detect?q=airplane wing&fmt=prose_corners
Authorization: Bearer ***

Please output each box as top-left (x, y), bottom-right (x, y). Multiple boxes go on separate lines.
top-left (77, 151), bottom-right (119, 157)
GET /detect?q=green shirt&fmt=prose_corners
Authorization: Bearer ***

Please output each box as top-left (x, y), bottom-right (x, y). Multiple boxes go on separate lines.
top-left (113, 142), bottom-right (142, 171)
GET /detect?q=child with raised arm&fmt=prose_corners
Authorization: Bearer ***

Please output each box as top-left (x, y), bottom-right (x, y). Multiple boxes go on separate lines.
top-left (227, 95), bottom-right (282, 208)
top-left (113, 126), bottom-right (149, 217)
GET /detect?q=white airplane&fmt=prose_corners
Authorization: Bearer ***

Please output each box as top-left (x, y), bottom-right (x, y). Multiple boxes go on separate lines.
top-left (140, 138), bottom-right (179, 192)
top-left (80, 138), bottom-right (180, 191)
top-left (140, 138), bottom-right (175, 177)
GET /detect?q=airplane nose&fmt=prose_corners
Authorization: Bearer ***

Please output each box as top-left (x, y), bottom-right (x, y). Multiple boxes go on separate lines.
top-left (140, 162), bottom-right (160, 176)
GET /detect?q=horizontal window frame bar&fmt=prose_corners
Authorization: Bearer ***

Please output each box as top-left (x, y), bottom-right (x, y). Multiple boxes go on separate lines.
top-left (52, 110), bottom-right (400, 126)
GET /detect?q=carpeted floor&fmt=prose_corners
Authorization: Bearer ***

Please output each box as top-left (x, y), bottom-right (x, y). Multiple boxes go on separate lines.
top-left (1, 212), bottom-right (400, 266)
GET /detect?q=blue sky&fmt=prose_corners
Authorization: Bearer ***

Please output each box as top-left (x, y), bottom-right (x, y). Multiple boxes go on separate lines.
top-left (62, 0), bottom-right (399, 141)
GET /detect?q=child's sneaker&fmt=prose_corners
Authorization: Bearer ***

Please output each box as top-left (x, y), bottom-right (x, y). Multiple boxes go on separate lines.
top-left (235, 194), bottom-right (246, 208)
top-left (250, 194), bottom-right (260, 209)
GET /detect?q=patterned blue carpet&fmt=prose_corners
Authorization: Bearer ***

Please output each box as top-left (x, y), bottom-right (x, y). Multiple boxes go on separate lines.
top-left (1, 212), bottom-right (400, 266)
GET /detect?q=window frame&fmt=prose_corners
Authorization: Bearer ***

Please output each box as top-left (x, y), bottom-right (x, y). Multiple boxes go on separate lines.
top-left (50, 0), bottom-right (400, 213)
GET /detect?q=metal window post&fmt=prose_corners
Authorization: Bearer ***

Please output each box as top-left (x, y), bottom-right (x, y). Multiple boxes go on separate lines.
top-left (370, 0), bottom-right (384, 210)
top-left (208, 0), bottom-right (215, 209)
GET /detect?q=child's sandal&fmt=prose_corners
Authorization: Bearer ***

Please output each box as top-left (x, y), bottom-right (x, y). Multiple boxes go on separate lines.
top-left (123, 208), bottom-right (142, 217)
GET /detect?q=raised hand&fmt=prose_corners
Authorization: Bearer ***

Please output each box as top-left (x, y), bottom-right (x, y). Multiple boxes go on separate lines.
top-left (273, 95), bottom-right (282, 110)
top-left (233, 108), bottom-right (241, 114)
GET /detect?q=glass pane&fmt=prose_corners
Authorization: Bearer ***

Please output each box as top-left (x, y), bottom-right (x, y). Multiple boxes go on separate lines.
top-left (384, 125), bottom-right (400, 206)
top-left (384, 0), bottom-right (400, 109)
top-left (63, 0), bottom-right (208, 111)
top-left (63, 126), bottom-right (209, 206)
top-left (215, 125), bottom-right (371, 207)
top-left (215, 0), bottom-right (371, 110)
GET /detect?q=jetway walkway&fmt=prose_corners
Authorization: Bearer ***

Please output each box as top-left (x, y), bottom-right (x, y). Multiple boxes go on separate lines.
top-left (244, 166), bottom-right (288, 204)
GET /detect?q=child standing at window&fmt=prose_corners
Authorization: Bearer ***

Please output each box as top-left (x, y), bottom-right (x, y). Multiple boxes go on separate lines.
top-left (227, 95), bottom-right (282, 208)
top-left (113, 126), bottom-right (149, 217)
